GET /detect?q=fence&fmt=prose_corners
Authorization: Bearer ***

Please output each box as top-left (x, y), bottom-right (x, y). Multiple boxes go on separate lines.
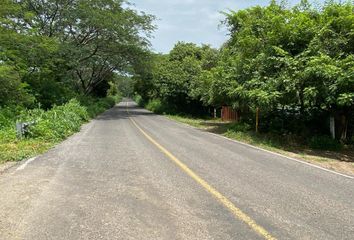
top-left (221, 106), bottom-right (239, 122)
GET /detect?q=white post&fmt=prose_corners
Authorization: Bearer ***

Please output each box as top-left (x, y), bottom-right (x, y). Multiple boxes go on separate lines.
top-left (330, 116), bottom-right (335, 139)
top-left (214, 108), bottom-right (217, 118)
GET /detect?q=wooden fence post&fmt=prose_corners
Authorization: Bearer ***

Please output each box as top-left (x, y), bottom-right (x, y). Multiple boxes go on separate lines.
top-left (330, 116), bottom-right (335, 139)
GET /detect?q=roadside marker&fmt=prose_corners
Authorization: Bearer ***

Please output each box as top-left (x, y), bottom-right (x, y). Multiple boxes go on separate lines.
top-left (126, 101), bottom-right (276, 240)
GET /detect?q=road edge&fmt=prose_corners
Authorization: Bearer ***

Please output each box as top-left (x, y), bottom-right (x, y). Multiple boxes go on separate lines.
top-left (155, 111), bottom-right (354, 180)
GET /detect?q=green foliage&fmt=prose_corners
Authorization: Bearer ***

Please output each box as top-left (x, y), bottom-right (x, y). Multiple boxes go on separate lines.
top-left (0, 0), bottom-right (155, 108)
top-left (77, 96), bottom-right (118, 118)
top-left (145, 99), bottom-right (169, 114)
top-left (309, 136), bottom-right (342, 151)
top-left (0, 3), bottom-right (130, 161)
top-left (135, 42), bottom-right (218, 114)
top-left (117, 76), bottom-right (135, 97)
top-left (107, 81), bottom-right (119, 96)
top-left (133, 94), bottom-right (145, 107)
top-left (0, 65), bottom-right (34, 107)
top-left (134, 0), bottom-right (354, 144)
top-left (0, 95), bottom-right (120, 163)
top-left (26, 100), bottom-right (88, 140)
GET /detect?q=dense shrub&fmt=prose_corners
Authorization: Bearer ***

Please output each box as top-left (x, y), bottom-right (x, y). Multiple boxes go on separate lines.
top-left (0, 96), bottom-right (120, 142)
top-left (27, 99), bottom-right (88, 140)
top-left (0, 107), bottom-right (18, 129)
top-left (78, 96), bottom-right (118, 118)
top-left (145, 99), bottom-right (169, 114)
top-left (309, 136), bottom-right (342, 151)
top-left (134, 94), bottom-right (145, 107)
top-left (0, 96), bottom-right (121, 163)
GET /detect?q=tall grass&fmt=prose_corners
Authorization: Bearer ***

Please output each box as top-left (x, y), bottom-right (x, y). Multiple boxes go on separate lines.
top-left (0, 95), bottom-right (121, 164)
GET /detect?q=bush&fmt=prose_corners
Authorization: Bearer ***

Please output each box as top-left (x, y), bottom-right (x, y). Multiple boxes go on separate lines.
top-left (309, 135), bottom-right (342, 151)
top-left (0, 107), bottom-right (17, 128)
top-left (133, 94), bottom-right (145, 107)
top-left (0, 96), bottom-right (119, 142)
top-left (27, 99), bottom-right (88, 140)
top-left (145, 99), bottom-right (169, 114)
top-left (0, 96), bottom-right (119, 163)
top-left (78, 95), bottom-right (119, 118)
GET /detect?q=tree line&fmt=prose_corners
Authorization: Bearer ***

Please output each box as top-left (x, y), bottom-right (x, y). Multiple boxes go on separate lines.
top-left (1, 0), bottom-right (353, 145)
top-left (134, 0), bottom-right (354, 143)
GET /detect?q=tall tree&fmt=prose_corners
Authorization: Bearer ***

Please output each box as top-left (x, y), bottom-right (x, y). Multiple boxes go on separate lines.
top-left (0, 0), bottom-right (155, 107)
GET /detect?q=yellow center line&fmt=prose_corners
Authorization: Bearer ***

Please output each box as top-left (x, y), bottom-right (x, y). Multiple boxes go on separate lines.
top-left (126, 102), bottom-right (276, 240)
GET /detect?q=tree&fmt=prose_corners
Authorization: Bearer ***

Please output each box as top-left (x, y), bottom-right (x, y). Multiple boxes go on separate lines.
top-left (0, 0), bottom-right (155, 108)
top-left (141, 42), bottom-right (218, 114)
top-left (0, 64), bottom-right (34, 106)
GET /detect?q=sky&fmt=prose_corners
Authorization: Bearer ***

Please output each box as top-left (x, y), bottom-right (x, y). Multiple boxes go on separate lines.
top-left (129, 0), bottom-right (325, 53)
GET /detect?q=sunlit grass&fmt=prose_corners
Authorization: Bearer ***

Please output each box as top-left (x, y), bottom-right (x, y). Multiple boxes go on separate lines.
top-left (0, 139), bottom-right (54, 164)
top-left (0, 95), bottom-right (122, 164)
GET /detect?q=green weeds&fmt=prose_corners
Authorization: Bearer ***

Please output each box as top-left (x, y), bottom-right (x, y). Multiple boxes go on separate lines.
top-left (0, 96), bottom-right (121, 164)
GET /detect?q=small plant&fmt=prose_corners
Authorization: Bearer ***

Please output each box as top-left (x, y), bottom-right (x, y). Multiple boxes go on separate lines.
top-left (309, 135), bottom-right (342, 151)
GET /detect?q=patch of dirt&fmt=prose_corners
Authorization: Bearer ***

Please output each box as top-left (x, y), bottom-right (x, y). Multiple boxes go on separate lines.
top-left (200, 121), bottom-right (233, 133)
top-left (302, 148), bottom-right (354, 162)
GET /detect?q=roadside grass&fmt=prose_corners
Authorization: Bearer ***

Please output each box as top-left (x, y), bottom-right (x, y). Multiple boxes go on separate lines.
top-left (166, 115), bottom-right (354, 176)
top-left (0, 139), bottom-right (54, 164)
top-left (0, 95), bottom-right (122, 164)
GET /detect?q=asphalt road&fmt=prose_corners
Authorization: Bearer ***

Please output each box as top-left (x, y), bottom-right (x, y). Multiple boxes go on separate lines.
top-left (0, 99), bottom-right (353, 239)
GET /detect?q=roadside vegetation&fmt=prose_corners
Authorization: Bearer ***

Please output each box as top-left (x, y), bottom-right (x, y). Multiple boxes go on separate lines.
top-left (0, 0), bottom-right (153, 164)
top-left (165, 115), bottom-right (354, 175)
top-left (1, 0), bottom-right (353, 172)
top-left (0, 96), bottom-right (121, 163)
top-left (133, 0), bottom-right (354, 173)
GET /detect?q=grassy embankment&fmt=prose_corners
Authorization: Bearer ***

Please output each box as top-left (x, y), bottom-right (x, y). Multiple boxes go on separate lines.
top-left (0, 96), bottom-right (121, 164)
top-left (166, 114), bottom-right (354, 176)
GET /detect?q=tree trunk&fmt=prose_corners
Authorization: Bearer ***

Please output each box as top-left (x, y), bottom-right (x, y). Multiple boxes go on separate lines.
top-left (334, 111), bottom-right (349, 142)
top-left (256, 107), bottom-right (260, 133)
top-left (339, 114), bottom-right (348, 142)
top-left (330, 116), bottom-right (335, 139)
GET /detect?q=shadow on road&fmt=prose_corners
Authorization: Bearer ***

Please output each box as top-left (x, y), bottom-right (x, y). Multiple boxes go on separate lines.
top-left (95, 103), bottom-right (154, 121)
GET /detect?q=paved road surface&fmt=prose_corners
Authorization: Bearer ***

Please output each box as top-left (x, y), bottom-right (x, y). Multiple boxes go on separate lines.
top-left (0, 99), bottom-right (353, 239)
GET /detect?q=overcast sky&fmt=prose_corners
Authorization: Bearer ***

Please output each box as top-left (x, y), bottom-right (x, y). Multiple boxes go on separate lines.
top-left (129, 0), bottom-right (324, 53)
